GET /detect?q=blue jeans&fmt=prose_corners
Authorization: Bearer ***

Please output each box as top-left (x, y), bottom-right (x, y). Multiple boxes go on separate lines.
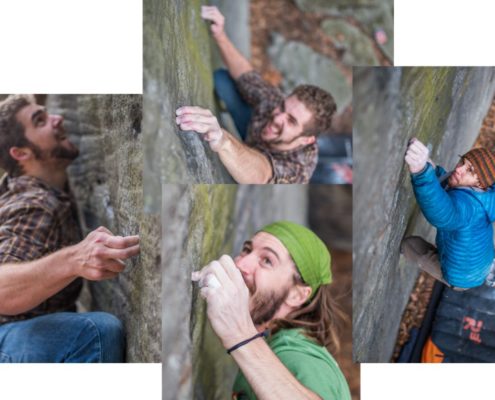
top-left (213, 69), bottom-right (253, 141)
top-left (0, 312), bottom-right (124, 363)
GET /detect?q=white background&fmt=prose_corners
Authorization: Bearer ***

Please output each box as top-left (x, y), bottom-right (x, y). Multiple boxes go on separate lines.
top-left (0, 0), bottom-right (142, 93)
top-left (395, 0), bottom-right (495, 65)
top-left (1, 0), bottom-right (495, 399)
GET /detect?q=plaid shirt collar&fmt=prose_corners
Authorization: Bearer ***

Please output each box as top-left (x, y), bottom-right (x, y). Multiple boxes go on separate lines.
top-left (0, 174), bottom-right (71, 202)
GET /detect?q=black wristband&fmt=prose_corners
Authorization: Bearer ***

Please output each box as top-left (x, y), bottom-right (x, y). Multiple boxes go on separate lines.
top-left (226, 329), bottom-right (269, 355)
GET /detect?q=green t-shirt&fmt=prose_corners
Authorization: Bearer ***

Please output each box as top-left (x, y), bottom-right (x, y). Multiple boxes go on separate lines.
top-left (232, 329), bottom-right (351, 400)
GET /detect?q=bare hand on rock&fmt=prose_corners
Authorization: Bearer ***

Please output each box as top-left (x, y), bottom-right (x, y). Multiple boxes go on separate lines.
top-left (71, 226), bottom-right (140, 281)
top-left (201, 5), bottom-right (225, 39)
top-left (176, 106), bottom-right (224, 152)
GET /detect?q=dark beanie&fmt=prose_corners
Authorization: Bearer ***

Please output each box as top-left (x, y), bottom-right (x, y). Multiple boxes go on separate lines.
top-left (463, 148), bottom-right (495, 189)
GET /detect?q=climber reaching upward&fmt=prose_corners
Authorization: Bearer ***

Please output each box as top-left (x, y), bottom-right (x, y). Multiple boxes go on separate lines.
top-left (401, 137), bottom-right (495, 290)
top-left (193, 221), bottom-right (351, 400)
top-left (175, 5), bottom-right (336, 184)
top-left (0, 95), bottom-right (140, 362)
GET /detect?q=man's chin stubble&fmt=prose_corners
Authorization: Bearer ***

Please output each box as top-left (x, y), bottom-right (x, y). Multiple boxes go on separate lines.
top-left (249, 286), bottom-right (290, 326)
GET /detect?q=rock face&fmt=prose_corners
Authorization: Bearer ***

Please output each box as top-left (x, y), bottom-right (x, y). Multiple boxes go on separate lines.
top-left (46, 95), bottom-right (160, 363)
top-left (144, 0), bottom-right (233, 205)
top-left (161, 185), bottom-right (307, 399)
top-left (353, 67), bottom-right (495, 362)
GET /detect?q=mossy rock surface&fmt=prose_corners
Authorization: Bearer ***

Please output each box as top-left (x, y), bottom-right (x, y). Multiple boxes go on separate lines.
top-left (144, 0), bottom-right (233, 212)
top-left (161, 185), bottom-right (307, 399)
top-left (353, 67), bottom-right (495, 362)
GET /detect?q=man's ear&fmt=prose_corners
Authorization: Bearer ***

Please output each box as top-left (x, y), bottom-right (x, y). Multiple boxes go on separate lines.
top-left (300, 135), bottom-right (316, 146)
top-left (285, 284), bottom-right (312, 308)
top-left (9, 146), bottom-right (32, 162)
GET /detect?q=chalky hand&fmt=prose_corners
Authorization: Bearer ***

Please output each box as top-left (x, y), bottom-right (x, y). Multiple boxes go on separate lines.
top-left (405, 137), bottom-right (430, 174)
top-left (191, 255), bottom-right (258, 349)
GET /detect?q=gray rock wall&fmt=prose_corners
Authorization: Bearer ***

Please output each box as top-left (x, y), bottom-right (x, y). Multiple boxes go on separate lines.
top-left (144, 0), bottom-right (233, 207)
top-left (46, 95), bottom-right (160, 363)
top-left (353, 67), bottom-right (495, 362)
top-left (161, 185), bottom-right (307, 400)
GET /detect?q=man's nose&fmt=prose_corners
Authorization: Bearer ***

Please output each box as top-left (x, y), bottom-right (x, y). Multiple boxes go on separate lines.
top-left (235, 254), bottom-right (257, 276)
top-left (52, 114), bottom-right (64, 127)
top-left (456, 164), bottom-right (467, 176)
top-left (273, 112), bottom-right (285, 126)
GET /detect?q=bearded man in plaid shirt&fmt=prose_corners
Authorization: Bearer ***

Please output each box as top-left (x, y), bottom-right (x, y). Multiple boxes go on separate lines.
top-left (175, 6), bottom-right (337, 184)
top-left (0, 95), bottom-right (139, 363)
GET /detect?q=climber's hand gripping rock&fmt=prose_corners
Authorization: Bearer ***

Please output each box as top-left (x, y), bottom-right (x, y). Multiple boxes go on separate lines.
top-left (176, 106), bottom-right (226, 152)
top-left (191, 255), bottom-right (258, 349)
top-left (405, 137), bottom-right (430, 174)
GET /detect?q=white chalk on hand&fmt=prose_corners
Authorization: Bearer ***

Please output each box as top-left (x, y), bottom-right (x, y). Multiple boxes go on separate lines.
top-left (191, 270), bottom-right (221, 289)
top-left (205, 274), bottom-right (221, 289)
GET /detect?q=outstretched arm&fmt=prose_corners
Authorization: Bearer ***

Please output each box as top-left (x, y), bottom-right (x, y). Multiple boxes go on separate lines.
top-left (0, 227), bottom-right (139, 315)
top-left (193, 256), bottom-right (321, 400)
top-left (405, 138), bottom-right (474, 230)
top-left (201, 5), bottom-right (253, 79)
top-left (176, 106), bottom-right (272, 183)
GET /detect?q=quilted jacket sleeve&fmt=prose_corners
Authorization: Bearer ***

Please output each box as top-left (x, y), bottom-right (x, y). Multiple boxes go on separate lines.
top-left (411, 163), bottom-right (476, 230)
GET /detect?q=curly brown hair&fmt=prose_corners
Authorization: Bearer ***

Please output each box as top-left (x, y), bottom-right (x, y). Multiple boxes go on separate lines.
top-left (0, 95), bottom-right (35, 176)
top-left (290, 85), bottom-right (337, 137)
top-left (269, 278), bottom-right (347, 354)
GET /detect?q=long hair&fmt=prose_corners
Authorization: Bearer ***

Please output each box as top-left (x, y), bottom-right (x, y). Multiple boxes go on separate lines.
top-left (269, 282), bottom-right (348, 354)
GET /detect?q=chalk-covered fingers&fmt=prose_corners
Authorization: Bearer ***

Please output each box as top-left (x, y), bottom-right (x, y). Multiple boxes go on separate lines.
top-left (218, 254), bottom-right (248, 293)
top-left (193, 260), bottom-right (230, 299)
top-left (193, 255), bottom-right (256, 348)
top-left (405, 137), bottom-right (429, 173)
top-left (201, 5), bottom-right (225, 38)
top-left (176, 106), bottom-right (224, 152)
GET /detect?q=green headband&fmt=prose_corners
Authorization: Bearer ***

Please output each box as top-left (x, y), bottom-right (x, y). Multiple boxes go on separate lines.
top-left (260, 221), bottom-right (332, 299)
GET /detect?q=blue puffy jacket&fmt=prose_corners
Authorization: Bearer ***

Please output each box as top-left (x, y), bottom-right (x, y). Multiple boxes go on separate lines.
top-left (411, 163), bottom-right (495, 288)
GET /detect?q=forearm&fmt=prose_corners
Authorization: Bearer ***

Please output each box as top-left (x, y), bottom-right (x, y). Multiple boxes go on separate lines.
top-left (214, 32), bottom-right (253, 79)
top-left (217, 130), bottom-right (272, 184)
top-left (0, 246), bottom-right (78, 315)
top-left (232, 339), bottom-right (320, 400)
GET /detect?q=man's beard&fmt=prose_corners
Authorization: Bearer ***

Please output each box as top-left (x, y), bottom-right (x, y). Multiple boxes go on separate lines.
top-left (28, 140), bottom-right (79, 162)
top-left (261, 119), bottom-right (304, 147)
top-left (248, 281), bottom-right (291, 326)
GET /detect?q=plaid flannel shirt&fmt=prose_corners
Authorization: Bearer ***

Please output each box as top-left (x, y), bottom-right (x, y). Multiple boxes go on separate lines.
top-left (0, 174), bottom-right (82, 324)
top-left (236, 71), bottom-right (318, 184)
